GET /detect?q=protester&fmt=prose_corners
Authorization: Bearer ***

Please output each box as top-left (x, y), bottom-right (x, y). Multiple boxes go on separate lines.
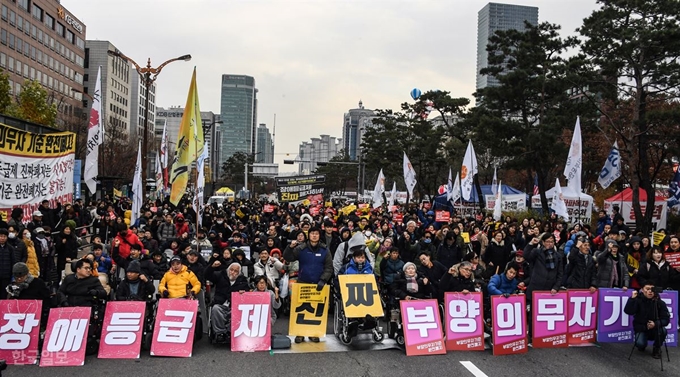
top-left (206, 262), bottom-right (249, 343)
top-left (57, 259), bottom-right (107, 307)
top-left (594, 240), bottom-right (630, 290)
top-left (624, 283), bottom-right (670, 359)
top-left (0, 228), bottom-right (17, 299)
top-left (524, 233), bottom-right (564, 299)
top-left (115, 261), bottom-right (155, 301)
top-left (488, 263), bottom-right (521, 296)
top-left (253, 275), bottom-right (282, 324)
top-left (158, 256), bottom-right (201, 299)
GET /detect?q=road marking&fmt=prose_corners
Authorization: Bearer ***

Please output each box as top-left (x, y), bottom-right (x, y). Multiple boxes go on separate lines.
top-left (460, 361), bottom-right (489, 377)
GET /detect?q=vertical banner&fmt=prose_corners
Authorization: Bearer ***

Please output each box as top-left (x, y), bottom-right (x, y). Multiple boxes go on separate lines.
top-left (231, 292), bottom-right (272, 352)
top-left (98, 301), bottom-right (146, 359)
top-left (74, 159), bottom-right (82, 200)
top-left (0, 300), bottom-right (42, 365)
top-left (40, 307), bottom-right (91, 367)
top-left (491, 295), bottom-right (527, 355)
top-left (567, 290), bottom-right (598, 346)
top-left (532, 291), bottom-right (568, 348)
top-left (597, 288), bottom-right (633, 343)
top-left (658, 291), bottom-right (678, 347)
top-left (338, 275), bottom-right (384, 318)
top-left (150, 299), bottom-right (198, 357)
top-left (444, 292), bottom-right (484, 351)
top-left (400, 299), bottom-right (446, 356)
top-left (288, 283), bottom-right (329, 338)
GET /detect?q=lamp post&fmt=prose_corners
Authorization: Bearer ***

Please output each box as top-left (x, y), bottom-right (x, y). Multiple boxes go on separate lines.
top-left (106, 50), bottom-right (191, 198)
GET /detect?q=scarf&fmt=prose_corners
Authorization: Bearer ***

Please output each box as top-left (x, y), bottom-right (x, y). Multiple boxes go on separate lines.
top-left (37, 237), bottom-right (49, 256)
top-left (545, 248), bottom-right (556, 270)
top-left (609, 254), bottom-right (619, 288)
top-left (356, 262), bottom-right (365, 272)
top-left (129, 280), bottom-right (140, 296)
top-left (406, 276), bottom-right (418, 293)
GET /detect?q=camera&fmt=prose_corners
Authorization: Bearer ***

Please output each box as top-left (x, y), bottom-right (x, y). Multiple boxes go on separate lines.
top-left (653, 286), bottom-right (664, 294)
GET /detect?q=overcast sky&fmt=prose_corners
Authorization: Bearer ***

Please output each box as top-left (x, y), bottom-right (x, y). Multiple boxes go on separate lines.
top-left (65, 0), bottom-right (599, 172)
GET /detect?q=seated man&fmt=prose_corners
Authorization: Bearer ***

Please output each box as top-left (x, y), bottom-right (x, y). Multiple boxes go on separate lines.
top-left (57, 259), bottom-right (107, 307)
top-left (115, 261), bottom-right (155, 301)
top-left (7, 262), bottom-right (51, 326)
top-left (488, 263), bottom-right (522, 297)
top-left (158, 256), bottom-right (201, 299)
top-left (205, 261), bottom-right (249, 343)
top-left (112, 241), bottom-right (159, 281)
top-left (379, 248), bottom-right (404, 285)
top-left (624, 283), bottom-right (670, 359)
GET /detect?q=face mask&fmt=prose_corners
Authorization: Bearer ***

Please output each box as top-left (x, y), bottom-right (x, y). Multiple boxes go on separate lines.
top-left (424, 238), bottom-right (431, 244)
top-left (217, 220), bottom-right (224, 224)
top-left (36, 233), bottom-right (45, 239)
top-left (23, 233), bottom-right (31, 240)
top-left (365, 231), bottom-right (372, 237)
top-left (8, 233), bottom-right (15, 239)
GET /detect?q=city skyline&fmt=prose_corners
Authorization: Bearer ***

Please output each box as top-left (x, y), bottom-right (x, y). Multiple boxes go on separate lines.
top-left (64, 0), bottom-right (599, 172)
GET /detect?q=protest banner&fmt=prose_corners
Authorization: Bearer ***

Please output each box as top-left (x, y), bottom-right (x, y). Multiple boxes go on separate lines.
top-left (288, 283), bottom-right (329, 338)
top-left (597, 289), bottom-right (633, 343)
top-left (276, 175), bottom-right (325, 203)
top-left (567, 290), bottom-right (598, 346)
top-left (400, 299), bottom-right (446, 356)
top-left (444, 292), bottom-right (484, 351)
top-left (0, 299), bottom-right (42, 364)
top-left (231, 292), bottom-right (272, 352)
top-left (150, 299), bottom-right (198, 357)
top-left (491, 295), bottom-right (527, 355)
top-left (435, 211), bottom-right (450, 222)
top-left (40, 306), bottom-right (91, 367)
top-left (532, 291), bottom-right (568, 348)
top-left (338, 275), bottom-right (383, 318)
top-left (98, 301), bottom-right (146, 359)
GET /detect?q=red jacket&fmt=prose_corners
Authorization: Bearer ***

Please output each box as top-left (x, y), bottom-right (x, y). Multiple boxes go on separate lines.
top-left (112, 232), bottom-right (144, 263)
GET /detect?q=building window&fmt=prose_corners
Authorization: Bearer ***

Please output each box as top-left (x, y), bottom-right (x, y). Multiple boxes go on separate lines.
top-left (7, 56), bottom-right (13, 72)
top-left (1, 6), bottom-right (7, 21)
top-left (9, 10), bottom-right (15, 26)
top-left (18, 0), bottom-right (29, 11)
top-left (9, 32), bottom-right (14, 49)
top-left (45, 14), bottom-right (53, 29)
top-left (31, 5), bottom-right (42, 21)
top-left (0, 28), bottom-right (6, 45)
top-left (56, 22), bottom-right (64, 37)
top-left (23, 40), bottom-right (29, 56)
top-left (0, 53), bottom-right (5, 68)
top-left (16, 37), bottom-right (22, 53)
top-left (66, 30), bottom-right (74, 44)
top-left (31, 24), bottom-right (36, 39)
top-left (76, 36), bottom-right (84, 50)
top-left (23, 19), bottom-right (29, 35)
top-left (17, 15), bottom-right (23, 31)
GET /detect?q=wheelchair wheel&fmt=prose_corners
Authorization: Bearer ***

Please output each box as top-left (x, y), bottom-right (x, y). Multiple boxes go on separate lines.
top-left (86, 338), bottom-right (99, 356)
top-left (142, 332), bottom-right (153, 350)
top-left (194, 316), bottom-right (203, 342)
top-left (340, 333), bottom-right (352, 345)
top-left (333, 301), bottom-right (342, 337)
top-left (396, 335), bottom-right (405, 346)
top-left (372, 328), bottom-right (384, 343)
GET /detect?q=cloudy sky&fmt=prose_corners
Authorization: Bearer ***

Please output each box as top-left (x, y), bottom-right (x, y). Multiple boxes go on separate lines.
top-left (65, 0), bottom-right (599, 172)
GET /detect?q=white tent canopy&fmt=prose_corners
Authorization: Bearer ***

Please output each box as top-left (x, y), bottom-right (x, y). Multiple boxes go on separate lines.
top-left (532, 186), bottom-right (593, 225)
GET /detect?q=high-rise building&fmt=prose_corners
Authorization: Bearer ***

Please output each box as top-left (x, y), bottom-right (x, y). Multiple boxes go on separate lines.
top-left (219, 74), bottom-right (257, 166)
top-left (84, 40), bottom-right (132, 138)
top-left (342, 100), bottom-right (374, 161)
top-left (1, 0), bottom-right (87, 125)
top-left (255, 123), bottom-right (274, 164)
top-left (155, 107), bottom-right (216, 174)
top-left (129, 70), bottom-right (156, 147)
top-left (298, 134), bottom-right (342, 175)
top-left (476, 2), bottom-right (538, 91)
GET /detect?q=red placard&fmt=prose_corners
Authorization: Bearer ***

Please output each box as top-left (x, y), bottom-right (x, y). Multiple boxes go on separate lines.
top-left (0, 300), bottom-right (43, 365)
top-left (263, 204), bottom-right (275, 213)
top-left (567, 290), bottom-right (598, 346)
top-left (231, 292), bottom-right (272, 352)
top-left (98, 301), bottom-right (146, 359)
top-left (444, 292), bottom-right (484, 351)
top-left (358, 203), bottom-right (369, 209)
top-left (309, 206), bottom-right (320, 216)
top-left (150, 299), bottom-right (198, 358)
top-left (532, 291), bottom-right (568, 348)
top-left (435, 211), bottom-right (450, 222)
top-left (40, 306), bottom-right (91, 367)
top-left (491, 295), bottom-right (527, 355)
top-left (665, 252), bottom-right (680, 268)
top-left (400, 299), bottom-right (446, 356)
top-left (394, 213), bottom-right (404, 223)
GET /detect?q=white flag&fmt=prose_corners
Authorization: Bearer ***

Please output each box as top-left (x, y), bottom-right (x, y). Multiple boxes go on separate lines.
top-left (403, 153), bottom-right (417, 197)
top-left (193, 143), bottom-right (209, 227)
top-left (598, 141), bottom-right (621, 189)
top-left (160, 119), bottom-right (169, 169)
top-left (493, 180), bottom-right (502, 221)
top-left (564, 117), bottom-right (582, 193)
top-left (83, 66), bottom-right (103, 194)
top-left (446, 168), bottom-right (454, 201)
top-left (550, 178), bottom-right (569, 220)
top-left (155, 151), bottom-right (163, 199)
top-left (372, 169), bottom-right (386, 209)
top-left (131, 140), bottom-right (143, 226)
top-left (451, 172), bottom-right (461, 204)
top-left (461, 140), bottom-right (478, 201)
top-left (389, 182), bottom-right (397, 211)
top-left (491, 166), bottom-right (498, 196)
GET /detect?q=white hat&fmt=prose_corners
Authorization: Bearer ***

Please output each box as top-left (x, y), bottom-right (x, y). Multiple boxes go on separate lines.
top-left (33, 210), bottom-right (43, 217)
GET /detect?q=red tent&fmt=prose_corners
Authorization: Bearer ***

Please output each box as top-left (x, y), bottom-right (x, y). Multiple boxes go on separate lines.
top-left (605, 188), bottom-right (666, 202)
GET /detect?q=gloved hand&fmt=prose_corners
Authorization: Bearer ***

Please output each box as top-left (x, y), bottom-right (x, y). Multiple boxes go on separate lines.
top-left (502, 293), bottom-right (510, 298)
top-left (162, 290), bottom-right (170, 298)
top-left (60, 301), bottom-right (70, 307)
top-left (88, 289), bottom-right (99, 297)
top-left (316, 280), bottom-right (326, 291)
top-left (189, 291), bottom-right (197, 299)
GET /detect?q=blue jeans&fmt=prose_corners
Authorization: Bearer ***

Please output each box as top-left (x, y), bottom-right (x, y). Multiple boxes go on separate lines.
top-left (635, 327), bottom-right (668, 348)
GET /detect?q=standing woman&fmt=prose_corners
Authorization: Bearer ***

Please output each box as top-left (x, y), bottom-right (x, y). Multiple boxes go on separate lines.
top-left (22, 229), bottom-right (40, 277)
top-left (638, 246), bottom-right (677, 289)
top-left (483, 231), bottom-right (510, 277)
top-left (55, 224), bottom-right (79, 279)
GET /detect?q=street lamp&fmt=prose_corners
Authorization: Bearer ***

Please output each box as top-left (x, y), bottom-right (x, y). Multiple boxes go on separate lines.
top-left (107, 50), bottom-right (191, 197)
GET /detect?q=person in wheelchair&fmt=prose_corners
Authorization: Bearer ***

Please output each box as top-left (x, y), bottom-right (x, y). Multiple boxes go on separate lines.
top-left (206, 261), bottom-right (249, 343)
top-left (159, 256), bottom-right (201, 299)
top-left (57, 259), bottom-right (107, 307)
top-left (115, 261), bottom-right (155, 301)
top-left (337, 249), bottom-right (379, 340)
top-left (252, 275), bottom-right (282, 325)
top-left (439, 261), bottom-right (477, 296)
top-left (391, 262), bottom-right (432, 301)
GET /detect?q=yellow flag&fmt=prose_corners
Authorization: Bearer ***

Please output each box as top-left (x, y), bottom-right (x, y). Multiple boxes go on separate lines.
top-left (652, 231), bottom-right (664, 246)
top-left (170, 68), bottom-right (204, 205)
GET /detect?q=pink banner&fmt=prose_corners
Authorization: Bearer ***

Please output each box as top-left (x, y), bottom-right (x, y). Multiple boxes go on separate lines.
top-left (231, 292), bottom-right (272, 352)
top-left (491, 295), bottom-right (527, 355)
top-left (567, 290), bottom-right (598, 346)
top-left (400, 299), bottom-right (446, 356)
top-left (532, 291), bottom-right (568, 348)
top-left (0, 300), bottom-right (43, 365)
top-left (98, 301), bottom-right (146, 359)
top-left (40, 306), bottom-right (91, 367)
top-left (444, 292), bottom-right (484, 351)
top-left (150, 299), bottom-right (198, 358)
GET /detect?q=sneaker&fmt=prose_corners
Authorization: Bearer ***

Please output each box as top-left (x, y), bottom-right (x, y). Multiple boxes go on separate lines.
top-left (309, 337), bottom-right (320, 343)
top-left (215, 333), bottom-right (227, 344)
top-left (294, 336), bottom-right (304, 343)
top-left (652, 347), bottom-right (661, 359)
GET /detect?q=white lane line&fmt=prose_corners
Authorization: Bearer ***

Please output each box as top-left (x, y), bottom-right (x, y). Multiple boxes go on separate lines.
top-left (460, 361), bottom-right (489, 377)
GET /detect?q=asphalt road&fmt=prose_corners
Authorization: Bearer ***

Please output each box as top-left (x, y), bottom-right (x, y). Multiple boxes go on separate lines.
top-left (3, 325), bottom-right (679, 377)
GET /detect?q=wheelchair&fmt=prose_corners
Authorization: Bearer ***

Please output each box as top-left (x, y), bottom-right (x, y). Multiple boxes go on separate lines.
top-left (207, 301), bottom-right (231, 345)
top-left (332, 283), bottom-right (385, 345)
top-left (85, 297), bottom-right (107, 355)
top-left (380, 283), bottom-right (405, 346)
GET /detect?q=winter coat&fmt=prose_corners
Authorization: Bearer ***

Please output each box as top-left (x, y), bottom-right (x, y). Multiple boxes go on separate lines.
top-left (112, 232), bottom-right (144, 261)
top-left (624, 294), bottom-right (670, 333)
top-left (524, 243), bottom-right (564, 298)
top-left (283, 242), bottom-right (333, 284)
top-left (55, 232), bottom-right (79, 261)
top-left (483, 239), bottom-right (510, 273)
top-left (159, 265), bottom-right (201, 298)
top-left (340, 258), bottom-right (374, 275)
top-left (115, 277), bottom-right (156, 301)
top-left (112, 247), bottom-right (159, 280)
top-left (57, 274), bottom-right (107, 307)
top-left (594, 251), bottom-right (630, 289)
top-left (185, 258), bottom-right (208, 286)
top-left (254, 257), bottom-right (284, 287)
top-left (157, 222), bottom-right (177, 244)
top-left (638, 260), bottom-right (678, 289)
top-left (10, 275), bottom-right (51, 303)
top-left (0, 242), bottom-right (17, 279)
top-left (380, 258), bottom-right (405, 285)
top-left (440, 271), bottom-right (476, 294)
top-left (436, 241), bottom-right (463, 269)
top-left (417, 261), bottom-right (447, 290)
top-left (333, 232), bottom-right (375, 275)
top-left (488, 273), bottom-right (519, 295)
top-left (9, 238), bottom-right (27, 264)
top-left (204, 266), bottom-right (249, 305)
top-left (390, 271), bottom-right (431, 300)
top-left (566, 249), bottom-right (597, 289)
top-left (23, 239), bottom-right (40, 277)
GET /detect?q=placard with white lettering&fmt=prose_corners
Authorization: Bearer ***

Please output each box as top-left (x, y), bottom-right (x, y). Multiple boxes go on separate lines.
top-left (40, 306), bottom-right (91, 367)
top-left (231, 292), bottom-right (271, 352)
top-left (0, 300), bottom-right (42, 364)
top-left (567, 290), bottom-right (598, 346)
top-left (444, 292), bottom-right (484, 351)
top-left (532, 291), bottom-right (568, 348)
top-left (491, 295), bottom-right (527, 355)
top-left (400, 299), bottom-right (446, 356)
top-left (150, 299), bottom-right (198, 357)
top-left (597, 288), bottom-right (633, 343)
top-left (98, 301), bottom-right (146, 358)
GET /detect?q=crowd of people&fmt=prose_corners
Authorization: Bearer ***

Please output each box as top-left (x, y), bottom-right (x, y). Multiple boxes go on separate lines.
top-left (1, 196), bottom-right (677, 358)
